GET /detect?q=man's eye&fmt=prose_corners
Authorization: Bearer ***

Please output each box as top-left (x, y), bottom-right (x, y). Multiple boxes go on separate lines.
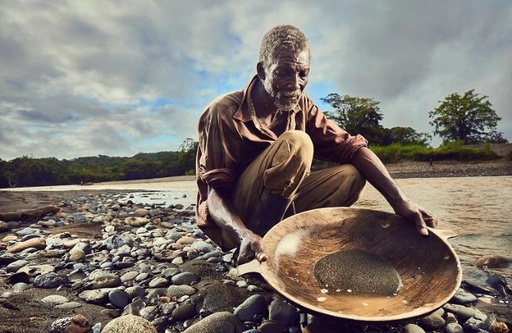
top-left (275, 69), bottom-right (291, 78)
top-left (300, 70), bottom-right (309, 78)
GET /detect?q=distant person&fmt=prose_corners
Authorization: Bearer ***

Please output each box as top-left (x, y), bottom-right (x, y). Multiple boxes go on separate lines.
top-left (429, 157), bottom-right (434, 168)
top-left (195, 24), bottom-right (438, 265)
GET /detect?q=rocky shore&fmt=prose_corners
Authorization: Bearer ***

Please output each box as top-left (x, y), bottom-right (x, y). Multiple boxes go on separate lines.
top-left (0, 159), bottom-right (510, 333)
top-left (385, 159), bottom-right (512, 179)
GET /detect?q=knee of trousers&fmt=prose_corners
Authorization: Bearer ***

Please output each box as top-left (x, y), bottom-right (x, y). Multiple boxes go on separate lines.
top-left (277, 130), bottom-right (314, 163)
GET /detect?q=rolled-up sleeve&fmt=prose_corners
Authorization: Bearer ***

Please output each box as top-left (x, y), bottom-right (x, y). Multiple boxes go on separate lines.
top-left (195, 94), bottom-right (242, 245)
top-left (305, 101), bottom-right (368, 164)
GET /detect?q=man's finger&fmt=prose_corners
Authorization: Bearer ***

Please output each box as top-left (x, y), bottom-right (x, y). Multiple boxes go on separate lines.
top-left (417, 219), bottom-right (429, 236)
top-left (255, 251), bottom-right (267, 262)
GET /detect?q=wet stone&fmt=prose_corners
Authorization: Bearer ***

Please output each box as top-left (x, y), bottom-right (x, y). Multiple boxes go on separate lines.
top-left (451, 288), bottom-right (478, 304)
top-left (314, 249), bottom-right (402, 296)
top-left (108, 289), bottom-right (130, 309)
top-left (234, 294), bottom-right (268, 322)
top-left (33, 273), bottom-right (69, 288)
top-left (41, 295), bottom-right (70, 305)
top-left (171, 303), bottom-right (197, 321)
top-left (403, 323), bottom-right (426, 333)
top-left (171, 271), bottom-right (199, 285)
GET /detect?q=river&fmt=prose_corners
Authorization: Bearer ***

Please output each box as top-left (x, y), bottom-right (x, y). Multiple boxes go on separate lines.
top-left (354, 176), bottom-right (512, 280)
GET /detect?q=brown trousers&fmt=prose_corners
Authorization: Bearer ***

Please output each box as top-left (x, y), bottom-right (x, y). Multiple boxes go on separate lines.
top-left (232, 130), bottom-right (366, 225)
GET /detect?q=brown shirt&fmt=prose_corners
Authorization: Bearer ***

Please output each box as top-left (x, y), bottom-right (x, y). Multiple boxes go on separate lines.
top-left (196, 76), bottom-right (367, 240)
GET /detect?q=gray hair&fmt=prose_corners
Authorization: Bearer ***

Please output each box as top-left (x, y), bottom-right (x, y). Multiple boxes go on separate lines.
top-left (258, 25), bottom-right (311, 66)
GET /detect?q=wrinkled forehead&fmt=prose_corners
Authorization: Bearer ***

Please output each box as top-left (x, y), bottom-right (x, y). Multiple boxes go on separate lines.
top-left (271, 48), bottom-right (310, 67)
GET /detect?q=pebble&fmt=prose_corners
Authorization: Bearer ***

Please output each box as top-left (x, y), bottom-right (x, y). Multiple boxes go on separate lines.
top-left (108, 289), bottom-right (131, 309)
top-left (451, 287), bottom-right (478, 304)
top-left (33, 272), bottom-right (69, 288)
top-left (0, 191), bottom-right (509, 333)
top-left (48, 314), bottom-right (90, 333)
top-left (102, 314), bottom-right (156, 333)
top-left (167, 285), bottom-right (197, 299)
top-left (171, 303), bottom-right (197, 321)
top-left (41, 294), bottom-right (70, 305)
top-left (6, 237), bottom-right (46, 253)
top-left (234, 294), bottom-right (268, 322)
top-left (183, 311), bottom-right (245, 333)
top-left (403, 323), bottom-right (426, 333)
top-left (445, 322), bottom-right (464, 333)
top-left (171, 271), bottom-right (199, 285)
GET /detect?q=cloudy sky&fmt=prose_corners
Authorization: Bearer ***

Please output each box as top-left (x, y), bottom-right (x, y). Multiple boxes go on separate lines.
top-left (1, 1), bottom-right (511, 161)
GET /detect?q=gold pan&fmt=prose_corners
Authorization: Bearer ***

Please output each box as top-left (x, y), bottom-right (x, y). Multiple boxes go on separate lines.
top-left (238, 207), bottom-right (462, 322)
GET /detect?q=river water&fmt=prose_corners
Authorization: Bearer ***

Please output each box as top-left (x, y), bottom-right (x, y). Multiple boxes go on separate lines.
top-left (354, 176), bottom-right (512, 280)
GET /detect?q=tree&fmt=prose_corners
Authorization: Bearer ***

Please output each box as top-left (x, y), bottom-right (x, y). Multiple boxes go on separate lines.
top-left (177, 138), bottom-right (198, 175)
top-left (429, 89), bottom-right (506, 144)
top-left (387, 126), bottom-right (431, 146)
top-left (321, 93), bottom-right (387, 145)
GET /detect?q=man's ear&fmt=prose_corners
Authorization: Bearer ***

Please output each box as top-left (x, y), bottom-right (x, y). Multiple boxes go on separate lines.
top-left (256, 62), bottom-right (266, 80)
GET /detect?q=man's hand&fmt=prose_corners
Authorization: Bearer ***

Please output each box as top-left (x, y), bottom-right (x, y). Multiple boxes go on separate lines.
top-left (393, 198), bottom-right (438, 236)
top-left (237, 232), bottom-right (267, 265)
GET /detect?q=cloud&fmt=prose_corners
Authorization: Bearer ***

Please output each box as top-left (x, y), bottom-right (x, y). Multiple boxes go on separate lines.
top-left (1, 0), bottom-right (511, 160)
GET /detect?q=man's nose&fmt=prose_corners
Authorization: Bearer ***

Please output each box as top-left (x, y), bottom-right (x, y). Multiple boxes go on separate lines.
top-left (287, 74), bottom-right (301, 90)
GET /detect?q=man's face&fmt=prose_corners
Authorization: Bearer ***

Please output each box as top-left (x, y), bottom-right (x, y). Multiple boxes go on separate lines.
top-left (261, 48), bottom-right (310, 112)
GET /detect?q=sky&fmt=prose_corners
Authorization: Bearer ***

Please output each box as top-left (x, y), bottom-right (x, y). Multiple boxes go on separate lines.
top-left (1, 0), bottom-right (511, 161)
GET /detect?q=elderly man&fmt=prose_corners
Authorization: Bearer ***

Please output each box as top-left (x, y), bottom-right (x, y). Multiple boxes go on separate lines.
top-left (196, 24), bottom-right (437, 265)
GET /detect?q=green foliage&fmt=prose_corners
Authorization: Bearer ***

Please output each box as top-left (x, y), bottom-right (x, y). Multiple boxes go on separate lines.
top-left (321, 93), bottom-right (388, 145)
top-left (429, 89), bottom-right (507, 144)
top-left (387, 127), bottom-right (431, 146)
top-left (434, 141), bottom-right (498, 160)
top-left (370, 142), bottom-right (499, 163)
top-left (177, 138), bottom-right (198, 175)
top-left (0, 139), bottom-right (199, 188)
top-left (370, 144), bottom-right (433, 163)
top-left (321, 93), bottom-right (431, 147)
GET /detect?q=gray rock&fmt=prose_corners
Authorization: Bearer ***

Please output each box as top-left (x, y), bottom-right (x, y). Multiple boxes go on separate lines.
top-left (445, 322), bottom-right (464, 333)
top-left (463, 312), bottom-right (489, 332)
top-left (55, 301), bottom-right (83, 309)
top-left (171, 271), bottom-right (199, 285)
top-left (403, 323), bottom-right (426, 333)
top-left (234, 294), bottom-right (268, 322)
top-left (108, 289), bottom-right (130, 309)
top-left (166, 285), bottom-right (197, 299)
top-left (420, 312), bottom-right (445, 329)
top-left (33, 273), bottom-right (69, 288)
top-left (139, 305), bottom-right (159, 321)
top-left (443, 303), bottom-right (485, 321)
top-left (41, 294), bottom-right (69, 305)
top-left (120, 270), bottom-right (139, 282)
top-left (125, 285), bottom-right (146, 299)
top-left (12, 282), bottom-right (30, 293)
top-left (88, 271), bottom-right (121, 289)
top-left (190, 240), bottom-right (215, 253)
top-left (18, 264), bottom-right (55, 276)
top-left (171, 303), bottom-right (196, 321)
top-left (451, 288), bottom-right (478, 304)
top-left (102, 314), bottom-right (156, 333)
top-left (148, 277), bottom-right (170, 288)
top-left (5, 259), bottom-right (28, 273)
top-left (183, 311), bottom-right (245, 333)
top-left (78, 289), bottom-right (110, 304)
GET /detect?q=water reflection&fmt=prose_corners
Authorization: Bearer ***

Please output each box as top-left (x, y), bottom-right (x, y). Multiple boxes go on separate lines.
top-left (355, 176), bottom-right (512, 279)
